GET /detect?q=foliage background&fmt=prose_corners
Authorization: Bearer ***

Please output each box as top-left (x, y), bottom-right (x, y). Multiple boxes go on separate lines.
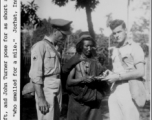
top-left (21, 1), bottom-right (150, 120)
top-left (21, 0), bottom-right (150, 91)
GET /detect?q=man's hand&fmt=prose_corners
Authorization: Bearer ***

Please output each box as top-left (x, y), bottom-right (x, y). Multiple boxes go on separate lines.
top-left (38, 97), bottom-right (50, 115)
top-left (81, 76), bottom-right (95, 83)
top-left (102, 73), bottom-right (119, 83)
top-left (103, 69), bottom-right (113, 77)
top-left (94, 70), bottom-right (113, 80)
top-left (33, 83), bottom-right (50, 115)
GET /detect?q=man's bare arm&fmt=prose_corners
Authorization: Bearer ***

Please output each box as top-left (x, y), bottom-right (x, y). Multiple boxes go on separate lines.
top-left (102, 63), bottom-right (145, 83)
top-left (34, 83), bottom-right (49, 115)
top-left (66, 68), bottom-right (83, 86)
top-left (67, 68), bottom-right (94, 87)
top-left (119, 63), bottom-right (145, 81)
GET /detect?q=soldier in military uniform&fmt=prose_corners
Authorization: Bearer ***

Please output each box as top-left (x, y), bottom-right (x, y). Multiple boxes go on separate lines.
top-left (29, 18), bottom-right (72, 120)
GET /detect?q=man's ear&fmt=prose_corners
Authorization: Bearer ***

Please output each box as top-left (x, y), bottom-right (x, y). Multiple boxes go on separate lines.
top-left (125, 28), bottom-right (127, 32)
top-left (53, 29), bottom-right (58, 35)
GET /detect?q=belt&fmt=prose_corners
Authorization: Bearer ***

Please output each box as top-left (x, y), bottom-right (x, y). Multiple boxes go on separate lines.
top-left (44, 74), bottom-right (60, 79)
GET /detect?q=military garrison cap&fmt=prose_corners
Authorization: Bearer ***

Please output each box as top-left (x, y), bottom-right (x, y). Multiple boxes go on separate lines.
top-left (51, 19), bottom-right (72, 35)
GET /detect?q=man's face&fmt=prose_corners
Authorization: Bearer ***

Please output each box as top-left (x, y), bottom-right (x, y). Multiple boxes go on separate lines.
top-left (82, 40), bottom-right (93, 57)
top-left (112, 25), bottom-right (127, 44)
top-left (54, 29), bottom-right (67, 47)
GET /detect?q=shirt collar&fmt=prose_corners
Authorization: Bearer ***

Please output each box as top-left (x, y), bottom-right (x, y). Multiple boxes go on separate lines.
top-left (122, 39), bottom-right (132, 47)
top-left (44, 36), bottom-right (54, 45)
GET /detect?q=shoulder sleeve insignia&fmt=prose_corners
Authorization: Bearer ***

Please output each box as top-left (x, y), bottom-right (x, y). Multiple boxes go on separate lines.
top-left (33, 56), bottom-right (37, 61)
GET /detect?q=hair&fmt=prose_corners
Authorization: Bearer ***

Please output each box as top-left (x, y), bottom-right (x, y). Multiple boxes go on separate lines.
top-left (110, 19), bottom-right (126, 30)
top-left (76, 37), bottom-right (96, 54)
top-left (140, 43), bottom-right (149, 57)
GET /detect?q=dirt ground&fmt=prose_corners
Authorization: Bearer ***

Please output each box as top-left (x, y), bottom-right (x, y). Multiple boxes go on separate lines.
top-left (21, 95), bottom-right (150, 120)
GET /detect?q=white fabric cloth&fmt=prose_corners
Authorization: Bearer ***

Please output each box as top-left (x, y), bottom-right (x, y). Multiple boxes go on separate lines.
top-left (108, 83), bottom-right (139, 120)
top-left (108, 40), bottom-right (145, 120)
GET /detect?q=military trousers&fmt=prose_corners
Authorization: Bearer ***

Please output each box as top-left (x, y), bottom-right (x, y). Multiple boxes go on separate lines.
top-left (108, 82), bottom-right (139, 120)
top-left (35, 77), bottom-right (62, 120)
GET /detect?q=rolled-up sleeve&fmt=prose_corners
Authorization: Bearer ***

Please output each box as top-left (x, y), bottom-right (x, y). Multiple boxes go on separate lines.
top-left (29, 42), bottom-right (45, 84)
top-left (132, 44), bottom-right (145, 66)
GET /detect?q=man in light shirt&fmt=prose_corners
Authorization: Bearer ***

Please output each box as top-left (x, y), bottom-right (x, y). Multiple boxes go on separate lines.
top-left (29, 18), bottom-right (72, 120)
top-left (102, 19), bottom-right (145, 120)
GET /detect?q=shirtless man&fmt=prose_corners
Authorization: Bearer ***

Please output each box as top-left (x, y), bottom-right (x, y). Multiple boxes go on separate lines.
top-left (66, 32), bottom-right (106, 120)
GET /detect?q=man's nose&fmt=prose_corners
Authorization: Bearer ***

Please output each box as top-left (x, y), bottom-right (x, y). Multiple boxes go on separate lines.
top-left (88, 47), bottom-right (91, 50)
top-left (115, 33), bottom-right (118, 37)
top-left (115, 34), bottom-right (119, 39)
top-left (62, 35), bottom-right (67, 41)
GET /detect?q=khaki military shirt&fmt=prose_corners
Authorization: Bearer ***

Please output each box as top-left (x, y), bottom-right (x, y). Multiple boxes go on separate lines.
top-left (29, 36), bottom-right (61, 84)
top-left (112, 40), bottom-right (145, 73)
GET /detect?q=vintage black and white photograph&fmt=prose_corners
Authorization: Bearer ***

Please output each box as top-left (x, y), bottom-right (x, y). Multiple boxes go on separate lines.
top-left (20, 0), bottom-right (151, 120)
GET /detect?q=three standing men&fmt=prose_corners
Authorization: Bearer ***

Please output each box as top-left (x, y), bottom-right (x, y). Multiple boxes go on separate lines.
top-left (102, 19), bottom-right (145, 120)
top-left (29, 18), bottom-right (72, 120)
top-left (29, 18), bottom-right (146, 120)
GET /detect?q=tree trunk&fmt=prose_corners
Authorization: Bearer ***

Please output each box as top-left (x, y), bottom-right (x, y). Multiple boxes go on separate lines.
top-left (85, 6), bottom-right (95, 39)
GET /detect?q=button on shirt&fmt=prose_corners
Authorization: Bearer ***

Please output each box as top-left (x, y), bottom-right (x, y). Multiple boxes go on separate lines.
top-left (29, 36), bottom-right (61, 84)
top-left (111, 40), bottom-right (145, 74)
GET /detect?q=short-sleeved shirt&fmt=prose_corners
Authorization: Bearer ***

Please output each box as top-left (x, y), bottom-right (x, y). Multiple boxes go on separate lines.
top-left (29, 36), bottom-right (61, 84)
top-left (111, 40), bottom-right (145, 74)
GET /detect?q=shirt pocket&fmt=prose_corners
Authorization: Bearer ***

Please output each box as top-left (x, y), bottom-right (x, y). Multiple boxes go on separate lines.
top-left (122, 54), bottom-right (134, 70)
top-left (44, 51), bottom-right (56, 69)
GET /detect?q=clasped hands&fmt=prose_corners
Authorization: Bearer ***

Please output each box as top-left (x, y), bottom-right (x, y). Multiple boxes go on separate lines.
top-left (80, 70), bottom-right (119, 84)
top-left (79, 55), bottom-right (119, 84)
top-left (94, 70), bottom-right (120, 84)
top-left (81, 75), bottom-right (96, 83)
